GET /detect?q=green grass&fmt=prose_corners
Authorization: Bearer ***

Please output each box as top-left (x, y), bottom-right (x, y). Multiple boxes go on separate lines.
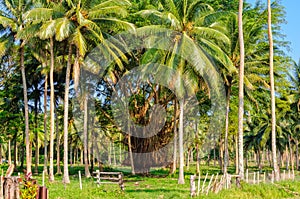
top-left (39, 175), bottom-right (300, 199)
top-left (2, 164), bottom-right (300, 198)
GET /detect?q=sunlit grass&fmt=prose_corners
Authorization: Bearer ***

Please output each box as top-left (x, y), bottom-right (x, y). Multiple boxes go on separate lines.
top-left (1, 164), bottom-right (300, 198)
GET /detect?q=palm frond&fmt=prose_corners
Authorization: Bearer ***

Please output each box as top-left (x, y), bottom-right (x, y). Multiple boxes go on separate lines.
top-left (55, 17), bottom-right (74, 41)
top-left (38, 20), bottom-right (56, 39)
top-left (72, 27), bottom-right (87, 56)
top-left (199, 38), bottom-right (236, 74)
top-left (94, 17), bottom-right (135, 32)
top-left (0, 16), bottom-right (17, 31)
top-left (193, 26), bottom-right (230, 45)
top-left (89, 6), bottom-right (128, 18)
top-left (16, 22), bottom-right (41, 40)
top-left (23, 8), bottom-right (53, 22)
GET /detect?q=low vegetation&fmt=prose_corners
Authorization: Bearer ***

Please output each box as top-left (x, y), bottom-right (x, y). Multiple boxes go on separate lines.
top-left (2, 164), bottom-right (299, 199)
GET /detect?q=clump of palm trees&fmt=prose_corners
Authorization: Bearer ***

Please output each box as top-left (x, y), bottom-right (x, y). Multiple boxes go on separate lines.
top-left (0, 0), bottom-right (297, 185)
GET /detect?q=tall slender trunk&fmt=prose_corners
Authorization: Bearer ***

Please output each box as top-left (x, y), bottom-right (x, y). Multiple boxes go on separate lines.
top-left (62, 43), bottom-right (72, 184)
top-left (56, 105), bottom-right (62, 175)
top-left (224, 86), bottom-right (231, 175)
top-left (13, 133), bottom-right (18, 169)
top-left (219, 140), bottom-right (223, 171)
top-left (49, 36), bottom-right (55, 182)
top-left (178, 99), bottom-right (185, 184)
top-left (20, 43), bottom-right (31, 174)
top-left (258, 149), bottom-right (262, 172)
top-left (43, 74), bottom-right (48, 175)
top-left (119, 134), bottom-right (122, 165)
top-left (70, 144), bottom-right (73, 166)
top-left (80, 149), bottom-right (83, 165)
top-left (84, 94), bottom-right (91, 177)
top-left (285, 145), bottom-right (289, 170)
top-left (108, 141), bottom-right (112, 166)
top-left (34, 93), bottom-right (39, 174)
top-left (8, 139), bottom-right (11, 165)
top-left (113, 142), bottom-right (116, 166)
top-left (288, 135), bottom-right (294, 170)
top-left (268, 0), bottom-right (280, 181)
top-left (238, 0), bottom-right (245, 180)
top-left (20, 133), bottom-right (25, 169)
top-left (171, 100), bottom-right (177, 174)
top-left (296, 140), bottom-right (299, 170)
top-left (195, 122), bottom-right (200, 174)
top-left (128, 125), bottom-right (135, 175)
top-left (186, 148), bottom-right (190, 170)
top-left (235, 135), bottom-right (239, 173)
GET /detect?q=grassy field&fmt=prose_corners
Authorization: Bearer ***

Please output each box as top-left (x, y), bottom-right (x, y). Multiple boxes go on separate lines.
top-left (2, 164), bottom-right (300, 198)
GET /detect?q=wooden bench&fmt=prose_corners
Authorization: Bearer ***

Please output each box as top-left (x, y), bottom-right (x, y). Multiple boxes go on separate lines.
top-left (93, 170), bottom-right (124, 190)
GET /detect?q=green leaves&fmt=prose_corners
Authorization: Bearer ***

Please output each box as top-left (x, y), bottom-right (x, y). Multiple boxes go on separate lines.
top-left (38, 20), bottom-right (56, 39)
top-left (55, 17), bottom-right (75, 41)
top-left (23, 8), bottom-right (54, 22)
top-left (0, 16), bottom-right (17, 31)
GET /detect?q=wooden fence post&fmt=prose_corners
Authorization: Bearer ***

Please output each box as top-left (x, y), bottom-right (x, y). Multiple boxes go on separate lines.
top-left (206, 174), bottom-right (214, 195)
top-left (197, 173), bottom-right (201, 196)
top-left (292, 169), bottom-right (295, 181)
top-left (190, 175), bottom-right (196, 197)
top-left (79, 171), bottom-right (82, 190)
top-left (201, 173), bottom-right (208, 194)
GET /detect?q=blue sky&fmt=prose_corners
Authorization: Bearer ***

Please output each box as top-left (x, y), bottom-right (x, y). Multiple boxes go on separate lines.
top-left (247, 0), bottom-right (299, 62)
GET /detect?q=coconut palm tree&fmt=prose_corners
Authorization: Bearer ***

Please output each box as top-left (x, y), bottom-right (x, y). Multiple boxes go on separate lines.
top-left (25, 0), bottom-right (134, 180)
top-left (267, 0), bottom-right (280, 181)
top-left (0, 0), bottom-right (34, 175)
top-left (136, 0), bottom-right (229, 183)
top-left (238, 0), bottom-right (245, 180)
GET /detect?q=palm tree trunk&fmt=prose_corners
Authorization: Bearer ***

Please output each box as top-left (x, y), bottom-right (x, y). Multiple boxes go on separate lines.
top-left (171, 100), bottom-right (177, 174)
top-left (268, 0), bottom-right (280, 181)
top-left (34, 93), bottom-right (39, 174)
top-left (178, 99), bottom-right (185, 184)
top-left (195, 122), bottom-right (200, 174)
top-left (62, 43), bottom-right (72, 184)
top-left (288, 135), bottom-right (294, 170)
top-left (43, 74), bottom-right (48, 175)
top-left (13, 135), bottom-right (18, 168)
top-left (49, 36), bottom-right (55, 182)
top-left (224, 86), bottom-right (231, 175)
top-left (285, 145), bottom-right (289, 170)
top-left (8, 139), bottom-right (11, 165)
top-left (128, 125), bottom-right (135, 175)
top-left (113, 142), bottom-right (116, 166)
top-left (56, 106), bottom-right (62, 175)
top-left (80, 149), bottom-right (83, 165)
top-left (70, 144), bottom-right (73, 166)
top-left (238, 0), bottom-right (245, 180)
top-left (108, 142), bottom-right (112, 166)
top-left (296, 140), bottom-right (299, 170)
top-left (186, 148), bottom-right (190, 171)
top-left (235, 135), bottom-right (239, 173)
top-left (20, 43), bottom-right (31, 175)
top-left (119, 134), bottom-right (122, 165)
top-left (84, 94), bottom-right (91, 177)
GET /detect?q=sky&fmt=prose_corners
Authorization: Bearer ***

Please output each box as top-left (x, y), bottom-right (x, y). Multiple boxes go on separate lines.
top-left (247, 0), bottom-right (299, 62)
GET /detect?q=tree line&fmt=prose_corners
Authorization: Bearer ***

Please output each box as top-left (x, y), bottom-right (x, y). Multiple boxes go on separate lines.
top-left (0, 0), bottom-right (298, 185)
